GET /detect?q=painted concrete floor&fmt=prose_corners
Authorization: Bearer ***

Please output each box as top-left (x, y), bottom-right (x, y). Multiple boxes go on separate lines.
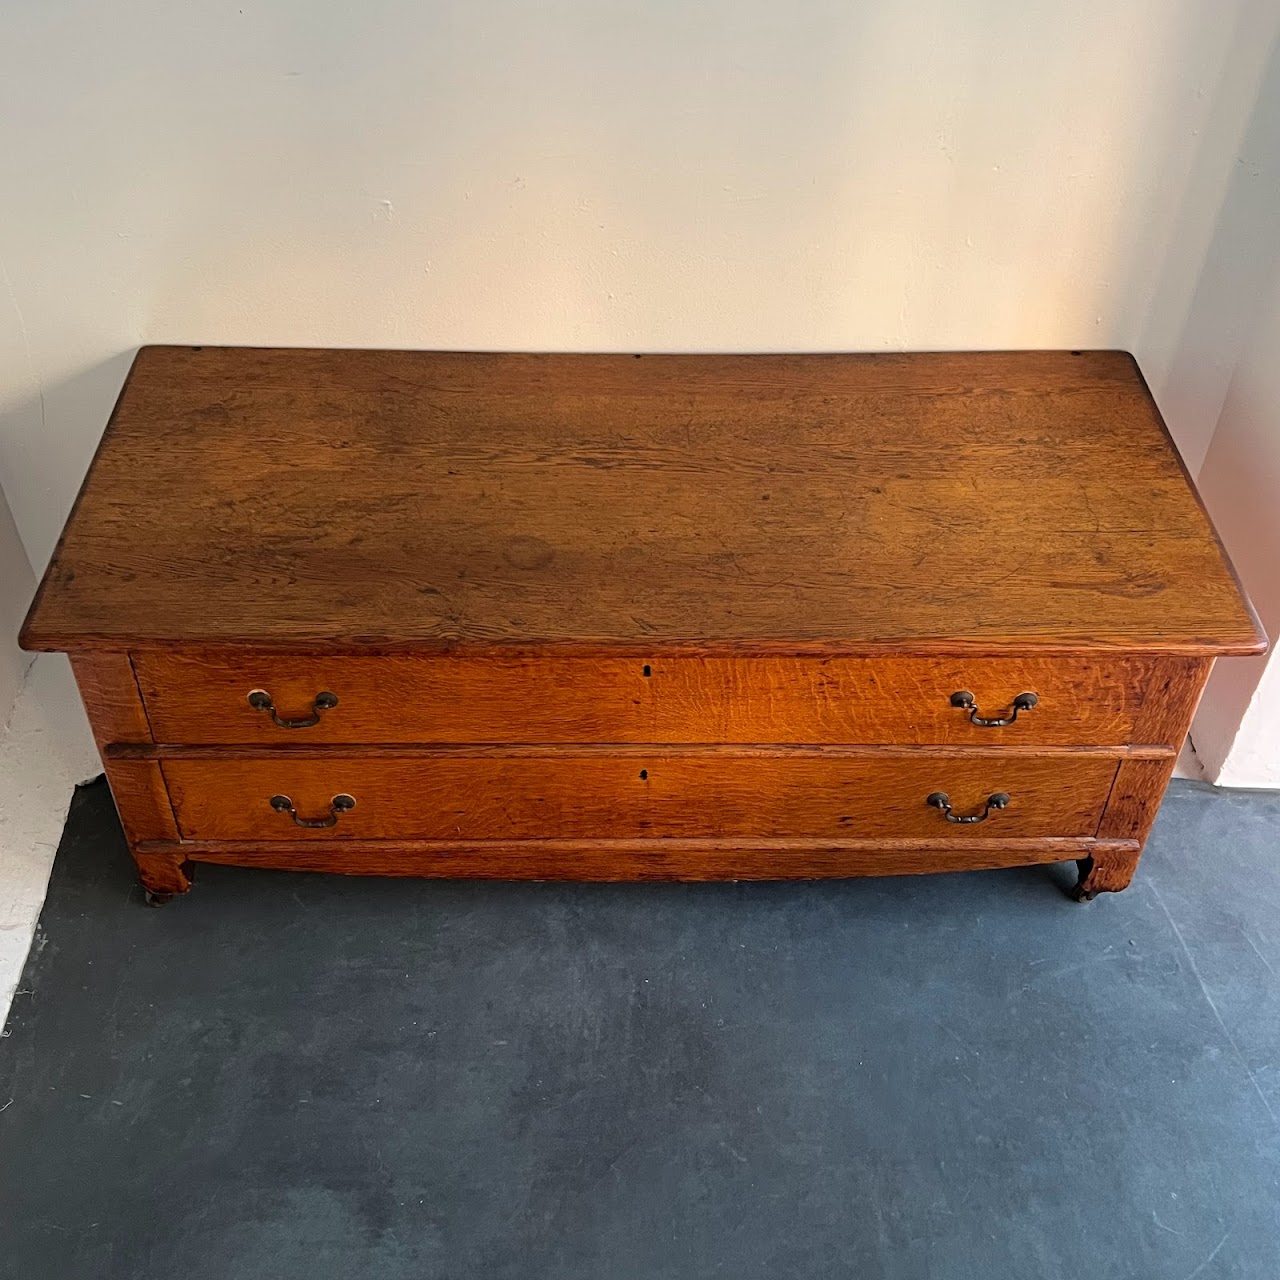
top-left (1, 775), bottom-right (1278, 1280)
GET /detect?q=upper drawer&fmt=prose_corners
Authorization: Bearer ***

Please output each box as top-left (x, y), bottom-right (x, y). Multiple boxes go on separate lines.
top-left (132, 652), bottom-right (1155, 746)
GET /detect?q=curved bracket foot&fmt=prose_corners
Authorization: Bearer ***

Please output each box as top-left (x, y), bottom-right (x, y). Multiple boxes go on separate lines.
top-left (1069, 857), bottom-right (1098, 902)
top-left (135, 851), bottom-right (192, 905)
top-left (1066, 844), bottom-right (1141, 902)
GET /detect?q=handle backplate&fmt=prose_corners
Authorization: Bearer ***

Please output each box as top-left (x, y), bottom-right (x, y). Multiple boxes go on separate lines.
top-left (950, 690), bottom-right (1038, 728)
top-left (269, 793), bottom-right (356, 828)
top-left (926, 791), bottom-right (1011, 824)
top-left (248, 689), bottom-right (338, 729)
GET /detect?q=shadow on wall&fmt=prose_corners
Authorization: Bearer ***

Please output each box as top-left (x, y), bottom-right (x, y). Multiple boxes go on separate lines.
top-left (0, 352), bottom-right (138, 576)
top-left (1134, 14), bottom-right (1280, 471)
top-left (0, 359), bottom-right (140, 783)
top-left (0, 479), bottom-right (35, 721)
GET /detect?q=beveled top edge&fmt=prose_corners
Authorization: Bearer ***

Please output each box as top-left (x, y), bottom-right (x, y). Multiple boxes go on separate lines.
top-left (23, 634), bottom-right (1268, 658)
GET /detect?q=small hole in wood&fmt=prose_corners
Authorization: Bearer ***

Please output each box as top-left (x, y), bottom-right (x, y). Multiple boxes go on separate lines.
top-left (639, 769), bottom-right (648, 780)
top-left (642, 664), bottom-right (651, 677)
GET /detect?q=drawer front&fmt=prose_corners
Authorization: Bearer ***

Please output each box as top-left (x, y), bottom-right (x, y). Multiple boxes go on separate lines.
top-left (162, 753), bottom-right (1119, 842)
top-left (135, 653), bottom-right (1153, 746)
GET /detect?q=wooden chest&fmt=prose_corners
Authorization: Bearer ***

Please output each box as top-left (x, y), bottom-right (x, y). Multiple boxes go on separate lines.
top-left (20, 348), bottom-right (1264, 904)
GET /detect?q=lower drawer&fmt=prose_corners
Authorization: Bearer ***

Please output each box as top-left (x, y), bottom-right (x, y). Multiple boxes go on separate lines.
top-left (161, 753), bottom-right (1119, 842)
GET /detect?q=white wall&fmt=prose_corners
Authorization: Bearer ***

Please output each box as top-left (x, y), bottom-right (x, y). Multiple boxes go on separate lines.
top-left (1, 0), bottom-right (1273, 571)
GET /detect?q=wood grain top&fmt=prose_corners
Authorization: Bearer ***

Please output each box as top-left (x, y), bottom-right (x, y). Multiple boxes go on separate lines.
top-left (21, 347), bottom-right (1264, 656)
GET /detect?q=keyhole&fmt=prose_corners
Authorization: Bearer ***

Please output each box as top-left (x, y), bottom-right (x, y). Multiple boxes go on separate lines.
top-left (639, 769), bottom-right (648, 780)
top-left (642, 665), bottom-right (651, 678)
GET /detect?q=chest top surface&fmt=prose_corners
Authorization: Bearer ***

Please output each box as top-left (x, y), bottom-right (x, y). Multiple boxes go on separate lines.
top-left (21, 347), bottom-right (1263, 656)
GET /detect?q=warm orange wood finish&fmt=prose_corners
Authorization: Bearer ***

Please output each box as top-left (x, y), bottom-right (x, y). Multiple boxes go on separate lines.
top-left (1075, 658), bottom-right (1214, 899)
top-left (20, 348), bottom-right (1263, 656)
top-left (70, 655), bottom-right (177, 845)
top-left (70, 655), bottom-right (190, 898)
top-left (1130, 657), bottom-right (1215, 742)
top-left (110, 742), bottom-right (1174, 762)
top-left (71, 654), bottom-right (154, 746)
top-left (161, 753), bottom-right (1118, 843)
top-left (22, 349), bottom-right (1264, 902)
top-left (134, 652), bottom-right (1155, 747)
top-left (137, 837), bottom-right (1141, 882)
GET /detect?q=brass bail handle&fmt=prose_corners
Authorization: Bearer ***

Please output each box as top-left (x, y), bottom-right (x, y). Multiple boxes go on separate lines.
top-left (248, 689), bottom-right (338, 729)
top-left (926, 791), bottom-right (1011, 824)
top-left (270, 794), bottom-right (356, 828)
top-left (950, 690), bottom-right (1038, 727)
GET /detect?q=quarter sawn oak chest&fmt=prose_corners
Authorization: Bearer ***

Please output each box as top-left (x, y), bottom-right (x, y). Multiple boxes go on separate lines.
top-left (21, 348), bottom-right (1264, 905)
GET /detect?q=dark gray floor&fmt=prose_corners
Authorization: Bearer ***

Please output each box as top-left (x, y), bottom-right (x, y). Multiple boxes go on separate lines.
top-left (2, 778), bottom-right (1279, 1279)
